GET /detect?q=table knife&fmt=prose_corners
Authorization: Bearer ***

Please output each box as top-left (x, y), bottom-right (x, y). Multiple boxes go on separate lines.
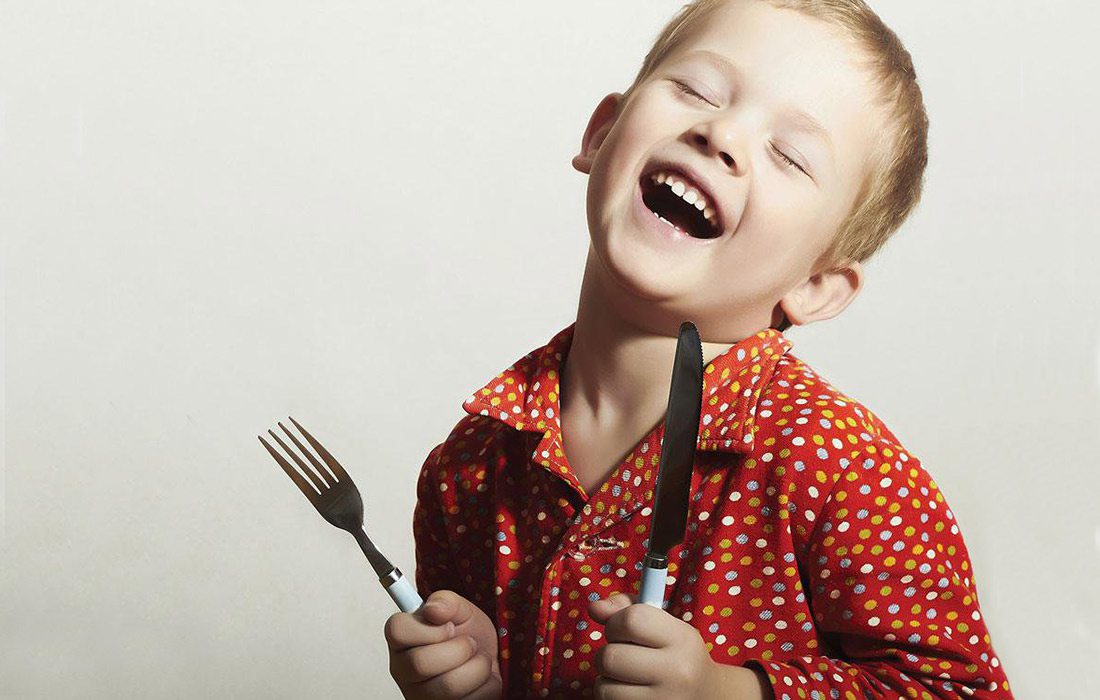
top-left (638, 320), bottom-right (704, 608)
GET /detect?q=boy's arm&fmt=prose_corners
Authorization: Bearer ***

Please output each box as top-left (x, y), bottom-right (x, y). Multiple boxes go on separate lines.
top-left (411, 442), bottom-right (461, 598)
top-left (740, 447), bottom-right (1015, 700)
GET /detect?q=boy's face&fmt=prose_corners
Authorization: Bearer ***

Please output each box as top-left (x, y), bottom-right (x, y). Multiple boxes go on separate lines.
top-left (573, 0), bottom-right (884, 339)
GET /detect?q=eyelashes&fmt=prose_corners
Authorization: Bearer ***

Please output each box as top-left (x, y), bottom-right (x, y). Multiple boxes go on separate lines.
top-left (770, 145), bottom-right (805, 174)
top-left (673, 80), bottom-right (712, 105)
top-left (671, 81), bottom-right (809, 177)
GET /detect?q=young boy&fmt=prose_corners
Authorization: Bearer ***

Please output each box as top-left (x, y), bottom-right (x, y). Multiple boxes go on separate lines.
top-left (384, 1), bottom-right (1015, 698)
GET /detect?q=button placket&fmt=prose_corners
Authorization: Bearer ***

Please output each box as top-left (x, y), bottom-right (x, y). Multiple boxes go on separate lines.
top-left (532, 555), bottom-right (563, 696)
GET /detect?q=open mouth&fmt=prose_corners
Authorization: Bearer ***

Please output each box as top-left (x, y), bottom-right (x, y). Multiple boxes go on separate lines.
top-left (639, 171), bottom-right (723, 239)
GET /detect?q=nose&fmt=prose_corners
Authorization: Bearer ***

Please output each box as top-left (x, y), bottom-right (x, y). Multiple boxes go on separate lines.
top-left (688, 117), bottom-right (742, 175)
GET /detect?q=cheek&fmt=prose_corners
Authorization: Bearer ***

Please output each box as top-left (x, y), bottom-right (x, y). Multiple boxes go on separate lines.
top-left (710, 227), bottom-right (806, 293)
top-left (597, 124), bottom-right (645, 178)
top-left (604, 97), bottom-right (681, 164)
top-left (743, 187), bottom-right (829, 259)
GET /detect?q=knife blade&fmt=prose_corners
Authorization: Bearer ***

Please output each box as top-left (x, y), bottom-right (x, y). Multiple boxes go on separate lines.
top-left (638, 320), bottom-right (704, 608)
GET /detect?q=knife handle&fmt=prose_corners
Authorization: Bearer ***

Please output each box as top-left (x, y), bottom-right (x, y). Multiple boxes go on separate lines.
top-left (380, 566), bottom-right (425, 613)
top-left (639, 553), bottom-right (668, 608)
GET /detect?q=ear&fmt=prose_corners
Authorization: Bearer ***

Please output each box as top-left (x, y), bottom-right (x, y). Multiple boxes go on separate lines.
top-left (777, 260), bottom-right (864, 327)
top-left (571, 92), bottom-right (624, 175)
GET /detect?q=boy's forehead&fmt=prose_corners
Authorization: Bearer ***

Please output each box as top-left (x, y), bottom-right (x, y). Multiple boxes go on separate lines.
top-left (663, 2), bottom-right (860, 79)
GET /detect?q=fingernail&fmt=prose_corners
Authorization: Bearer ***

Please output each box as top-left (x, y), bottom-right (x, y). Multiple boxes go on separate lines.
top-left (423, 601), bottom-right (443, 613)
top-left (445, 621), bottom-right (455, 637)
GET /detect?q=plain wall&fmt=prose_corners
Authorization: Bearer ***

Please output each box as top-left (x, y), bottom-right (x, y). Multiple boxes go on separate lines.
top-left (3, 1), bottom-right (1099, 697)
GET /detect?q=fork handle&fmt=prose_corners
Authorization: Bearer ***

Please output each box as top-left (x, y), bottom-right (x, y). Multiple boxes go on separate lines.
top-left (381, 567), bottom-right (424, 613)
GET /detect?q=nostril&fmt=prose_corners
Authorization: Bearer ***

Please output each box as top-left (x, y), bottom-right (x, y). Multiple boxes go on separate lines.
top-left (690, 133), bottom-right (735, 170)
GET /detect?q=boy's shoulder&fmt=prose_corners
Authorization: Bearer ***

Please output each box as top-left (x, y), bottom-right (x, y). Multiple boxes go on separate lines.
top-left (749, 345), bottom-right (921, 487)
top-left (415, 325), bottom-right (568, 487)
top-left (760, 347), bottom-right (909, 452)
top-left (751, 347), bottom-right (936, 542)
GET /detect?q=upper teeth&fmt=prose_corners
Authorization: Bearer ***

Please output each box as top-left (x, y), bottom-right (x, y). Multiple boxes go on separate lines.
top-left (650, 170), bottom-right (718, 228)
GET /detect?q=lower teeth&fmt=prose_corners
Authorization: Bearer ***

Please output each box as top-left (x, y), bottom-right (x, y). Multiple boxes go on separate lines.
top-left (655, 212), bottom-right (682, 232)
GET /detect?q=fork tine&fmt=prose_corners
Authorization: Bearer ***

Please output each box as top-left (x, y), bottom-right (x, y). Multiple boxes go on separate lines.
top-left (287, 415), bottom-right (350, 483)
top-left (277, 421), bottom-right (338, 488)
top-left (259, 434), bottom-right (320, 504)
top-left (268, 428), bottom-right (330, 493)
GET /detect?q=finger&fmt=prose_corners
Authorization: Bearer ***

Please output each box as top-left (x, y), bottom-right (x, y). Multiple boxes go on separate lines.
top-left (391, 635), bottom-right (479, 685)
top-left (419, 589), bottom-right (483, 628)
top-left (594, 642), bottom-right (664, 685)
top-left (593, 676), bottom-right (651, 700)
top-left (385, 611), bottom-right (456, 652)
top-left (457, 672), bottom-right (503, 700)
top-left (613, 592), bottom-right (636, 605)
top-left (412, 650), bottom-right (492, 700)
top-left (602, 604), bottom-right (674, 648)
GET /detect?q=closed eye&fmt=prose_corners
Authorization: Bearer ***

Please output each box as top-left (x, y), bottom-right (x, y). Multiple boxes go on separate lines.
top-left (672, 81), bottom-right (712, 105)
top-left (771, 145), bottom-right (808, 176)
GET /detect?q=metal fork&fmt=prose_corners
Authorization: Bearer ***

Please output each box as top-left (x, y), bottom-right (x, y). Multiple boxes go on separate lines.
top-left (259, 416), bottom-right (424, 613)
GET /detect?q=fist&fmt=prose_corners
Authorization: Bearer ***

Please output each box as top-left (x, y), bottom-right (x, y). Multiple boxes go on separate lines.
top-left (588, 592), bottom-right (719, 699)
top-left (384, 589), bottom-right (502, 700)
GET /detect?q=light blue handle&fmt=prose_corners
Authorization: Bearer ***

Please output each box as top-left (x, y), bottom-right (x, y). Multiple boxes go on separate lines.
top-left (384, 571), bottom-right (424, 613)
top-left (639, 563), bottom-right (668, 608)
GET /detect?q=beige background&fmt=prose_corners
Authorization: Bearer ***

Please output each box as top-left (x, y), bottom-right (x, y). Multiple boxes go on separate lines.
top-left (3, 1), bottom-right (1099, 698)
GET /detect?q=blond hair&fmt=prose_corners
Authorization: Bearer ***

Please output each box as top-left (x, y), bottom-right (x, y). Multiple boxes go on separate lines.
top-left (622, 0), bottom-right (929, 331)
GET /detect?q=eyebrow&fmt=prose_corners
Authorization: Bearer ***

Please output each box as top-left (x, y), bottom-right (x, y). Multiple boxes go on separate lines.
top-left (678, 49), bottom-right (836, 159)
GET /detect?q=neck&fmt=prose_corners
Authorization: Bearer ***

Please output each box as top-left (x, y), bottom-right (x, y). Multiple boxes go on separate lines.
top-left (561, 247), bottom-right (750, 433)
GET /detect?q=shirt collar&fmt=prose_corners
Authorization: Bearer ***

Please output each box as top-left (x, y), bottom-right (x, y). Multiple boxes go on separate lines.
top-left (461, 322), bottom-right (793, 456)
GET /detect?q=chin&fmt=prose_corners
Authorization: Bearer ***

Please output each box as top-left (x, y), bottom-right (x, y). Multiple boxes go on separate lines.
top-left (593, 229), bottom-right (690, 304)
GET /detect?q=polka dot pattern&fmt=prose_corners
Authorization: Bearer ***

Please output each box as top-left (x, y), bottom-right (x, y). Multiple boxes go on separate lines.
top-left (412, 323), bottom-right (1014, 699)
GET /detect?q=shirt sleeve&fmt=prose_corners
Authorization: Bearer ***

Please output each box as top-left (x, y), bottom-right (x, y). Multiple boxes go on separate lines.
top-left (743, 447), bottom-right (1015, 699)
top-left (411, 441), bottom-right (459, 598)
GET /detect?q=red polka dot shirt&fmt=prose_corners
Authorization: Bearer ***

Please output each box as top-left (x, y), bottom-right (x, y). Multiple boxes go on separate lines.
top-left (412, 323), bottom-right (1015, 699)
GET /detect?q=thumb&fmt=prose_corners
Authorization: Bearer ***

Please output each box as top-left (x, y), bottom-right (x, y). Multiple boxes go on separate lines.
top-left (589, 592), bottom-right (633, 623)
top-left (419, 589), bottom-right (478, 627)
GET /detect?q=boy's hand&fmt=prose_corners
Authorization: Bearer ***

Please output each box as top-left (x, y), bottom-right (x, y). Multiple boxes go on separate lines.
top-left (588, 592), bottom-right (727, 700)
top-left (384, 589), bottom-right (502, 700)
